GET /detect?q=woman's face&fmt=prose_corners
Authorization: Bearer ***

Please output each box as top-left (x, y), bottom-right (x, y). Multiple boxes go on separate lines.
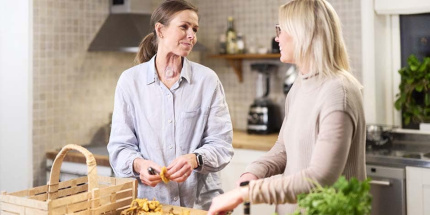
top-left (158, 10), bottom-right (199, 57)
top-left (275, 29), bottom-right (295, 64)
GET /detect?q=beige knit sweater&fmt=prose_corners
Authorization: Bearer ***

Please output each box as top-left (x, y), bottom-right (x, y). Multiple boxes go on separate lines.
top-left (245, 72), bottom-right (366, 214)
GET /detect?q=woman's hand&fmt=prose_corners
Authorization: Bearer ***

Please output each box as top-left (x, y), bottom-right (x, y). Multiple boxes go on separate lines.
top-left (133, 158), bottom-right (162, 187)
top-left (237, 172), bottom-right (258, 187)
top-left (166, 153), bottom-right (197, 183)
top-left (207, 188), bottom-right (243, 215)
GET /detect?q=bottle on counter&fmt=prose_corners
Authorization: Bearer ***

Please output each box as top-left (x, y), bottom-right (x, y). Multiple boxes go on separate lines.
top-left (236, 33), bottom-right (245, 54)
top-left (219, 34), bottom-right (227, 54)
top-left (226, 16), bottom-right (237, 54)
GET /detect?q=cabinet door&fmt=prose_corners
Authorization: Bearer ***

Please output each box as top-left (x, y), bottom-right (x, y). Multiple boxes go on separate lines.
top-left (220, 148), bottom-right (276, 215)
top-left (406, 166), bottom-right (430, 215)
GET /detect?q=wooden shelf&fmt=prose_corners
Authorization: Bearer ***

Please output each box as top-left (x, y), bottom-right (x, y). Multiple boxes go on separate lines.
top-left (209, 53), bottom-right (281, 82)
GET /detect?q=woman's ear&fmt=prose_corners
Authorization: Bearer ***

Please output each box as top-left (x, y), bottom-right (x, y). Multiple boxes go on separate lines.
top-left (155, 22), bottom-right (164, 38)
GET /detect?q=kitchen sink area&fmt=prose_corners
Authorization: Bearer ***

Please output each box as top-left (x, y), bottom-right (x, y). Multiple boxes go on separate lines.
top-left (367, 141), bottom-right (430, 168)
top-left (365, 131), bottom-right (430, 215)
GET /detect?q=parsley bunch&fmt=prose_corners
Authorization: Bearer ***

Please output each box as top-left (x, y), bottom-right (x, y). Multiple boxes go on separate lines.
top-left (291, 176), bottom-right (372, 215)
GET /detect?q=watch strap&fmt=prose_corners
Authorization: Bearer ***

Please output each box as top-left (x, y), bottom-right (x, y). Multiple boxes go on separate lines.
top-left (239, 181), bottom-right (250, 202)
top-left (193, 153), bottom-right (203, 168)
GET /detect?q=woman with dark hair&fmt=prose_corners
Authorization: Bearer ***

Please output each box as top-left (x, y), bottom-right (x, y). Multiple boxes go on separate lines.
top-left (208, 0), bottom-right (366, 214)
top-left (107, 0), bottom-right (233, 210)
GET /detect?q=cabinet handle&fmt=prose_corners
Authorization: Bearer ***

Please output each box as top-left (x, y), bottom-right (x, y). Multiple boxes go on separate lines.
top-left (370, 180), bottom-right (391, 186)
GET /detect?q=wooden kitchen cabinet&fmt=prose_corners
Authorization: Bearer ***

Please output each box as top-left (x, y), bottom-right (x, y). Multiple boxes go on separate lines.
top-left (406, 166), bottom-right (430, 215)
top-left (219, 148), bottom-right (276, 215)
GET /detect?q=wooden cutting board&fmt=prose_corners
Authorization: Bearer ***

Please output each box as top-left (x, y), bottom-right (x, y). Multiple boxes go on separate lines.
top-left (162, 205), bottom-right (207, 215)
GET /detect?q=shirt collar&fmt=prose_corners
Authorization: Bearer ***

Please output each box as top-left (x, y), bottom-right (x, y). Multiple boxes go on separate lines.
top-left (145, 55), bottom-right (192, 85)
top-left (180, 57), bottom-right (192, 84)
top-left (146, 55), bottom-right (157, 85)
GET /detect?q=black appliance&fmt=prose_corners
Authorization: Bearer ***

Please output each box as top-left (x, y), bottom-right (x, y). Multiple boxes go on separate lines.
top-left (271, 37), bottom-right (280, 53)
top-left (283, 65), bottom-right (297, 95)
top-left (247, 63), bottom-right (280, 134)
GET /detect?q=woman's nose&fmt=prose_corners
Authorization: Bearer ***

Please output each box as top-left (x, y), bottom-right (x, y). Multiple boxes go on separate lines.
top-left (187, 29), bottom-right (195, 39)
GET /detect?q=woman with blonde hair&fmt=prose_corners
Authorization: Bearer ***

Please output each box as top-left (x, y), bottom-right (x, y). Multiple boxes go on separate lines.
top-left (108, 0), bottom-right (233, 210)
top-left (208, 0), bottom-right (365, 214)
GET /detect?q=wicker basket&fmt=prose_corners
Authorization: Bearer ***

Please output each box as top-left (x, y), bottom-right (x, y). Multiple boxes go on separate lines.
top-left (0, 144), bottom-right (137, 215)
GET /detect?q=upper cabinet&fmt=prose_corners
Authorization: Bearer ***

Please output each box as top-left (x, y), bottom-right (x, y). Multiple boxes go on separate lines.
top-left (374, 0), bottom-right (430, 14)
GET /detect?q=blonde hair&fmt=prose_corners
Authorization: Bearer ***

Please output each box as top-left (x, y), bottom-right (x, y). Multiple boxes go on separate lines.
top-left (279, 0), bottom-right (360, 85)
top-left (134, 0), bottom-right (198, 64)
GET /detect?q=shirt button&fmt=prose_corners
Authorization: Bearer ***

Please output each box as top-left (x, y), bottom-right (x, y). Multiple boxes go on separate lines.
top-left (169, 145), bottom-right (173, 149)
top-left (168, 119), bottom-right (172, 123)
top-left (174, 197), bottom-right (178, 201)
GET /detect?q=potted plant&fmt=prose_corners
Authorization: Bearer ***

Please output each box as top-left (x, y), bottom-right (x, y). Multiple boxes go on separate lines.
top-left (394, 54), bottom-right (430, 130)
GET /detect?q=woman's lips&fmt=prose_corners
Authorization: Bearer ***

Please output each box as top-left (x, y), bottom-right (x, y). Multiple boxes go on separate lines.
top-left (181, 42), bottom-right (193, 48)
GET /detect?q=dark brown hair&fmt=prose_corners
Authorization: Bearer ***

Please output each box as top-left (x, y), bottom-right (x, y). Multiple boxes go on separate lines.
top-left (134, 0), bottom-right (198, 64)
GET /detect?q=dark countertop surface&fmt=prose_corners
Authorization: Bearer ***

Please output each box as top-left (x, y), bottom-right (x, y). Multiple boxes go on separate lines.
top-left (366, 140), bottom-right (430, 168)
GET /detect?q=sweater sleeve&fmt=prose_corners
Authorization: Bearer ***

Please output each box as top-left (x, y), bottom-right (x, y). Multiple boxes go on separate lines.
top-left (248, 111), bottom-right (354, 204)
top-left (244, 117), bottom-right (287, 178)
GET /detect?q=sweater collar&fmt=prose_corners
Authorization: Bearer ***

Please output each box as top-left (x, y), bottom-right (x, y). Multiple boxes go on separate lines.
top-left (298, 72), bottom-right (322, 92)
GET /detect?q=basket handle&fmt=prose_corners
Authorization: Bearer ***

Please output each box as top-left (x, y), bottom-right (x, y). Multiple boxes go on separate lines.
top-left (47, 144), bottom-right (99, 200)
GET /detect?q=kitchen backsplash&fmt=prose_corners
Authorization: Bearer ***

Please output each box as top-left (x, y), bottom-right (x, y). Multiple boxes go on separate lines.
top-left (197, 0), bottom-right (362, 130)
top-left (33, 0), bottom-right (362, 186)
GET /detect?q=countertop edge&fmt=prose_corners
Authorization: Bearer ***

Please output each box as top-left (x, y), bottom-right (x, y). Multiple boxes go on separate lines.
top-left (45, 130), bottom-right (277, 166)
top-left (46, 151), bottom-right (111, 167)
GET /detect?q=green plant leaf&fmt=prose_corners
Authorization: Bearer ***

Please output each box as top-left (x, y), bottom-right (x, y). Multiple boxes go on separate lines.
top-left (405, 116), bottom-right (411, 125)
top-left (426, 94), bottom-right (430, 106)
top-left (416, 84), bottom-right (424, 92)
top-left (291, 177), bottom-right (372, 215)
top-left (418, 61), bottom-right (427, 72)
top-left (396, 54), bottom-right (430, 125)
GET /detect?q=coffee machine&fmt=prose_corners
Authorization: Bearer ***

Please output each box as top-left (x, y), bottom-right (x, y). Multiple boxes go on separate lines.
top-left (247, 63), bottom-right (280, 134)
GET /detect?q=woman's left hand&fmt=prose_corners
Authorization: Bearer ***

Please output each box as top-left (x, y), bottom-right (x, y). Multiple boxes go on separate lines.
top-left (166, 153), bottom-right (197, 182)
top-left (207, 188), bottom-right (243, 215)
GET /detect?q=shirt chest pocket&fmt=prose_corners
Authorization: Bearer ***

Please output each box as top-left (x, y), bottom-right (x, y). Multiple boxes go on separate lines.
top-left (177, 108), bottom-right (209, 152)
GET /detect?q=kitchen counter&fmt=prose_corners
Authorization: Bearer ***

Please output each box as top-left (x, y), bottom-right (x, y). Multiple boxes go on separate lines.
top-left (45, 130), bottom-right (278, 166)
top-left (232, 130), bottom-right (278, 151)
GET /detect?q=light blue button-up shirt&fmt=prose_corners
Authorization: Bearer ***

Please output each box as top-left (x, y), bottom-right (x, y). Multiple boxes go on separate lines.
top-left (107, 56), bottom-right (233, 210)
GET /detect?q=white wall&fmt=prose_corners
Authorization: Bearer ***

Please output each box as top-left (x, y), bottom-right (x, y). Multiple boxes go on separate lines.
top-left (0, 0), bottom-right (33, 192)
top-left (361, 0), bottom-right (378, 124)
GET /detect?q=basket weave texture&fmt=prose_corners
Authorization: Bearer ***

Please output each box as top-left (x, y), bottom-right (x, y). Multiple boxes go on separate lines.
top-left (0, 144), bottom-right (137, 215)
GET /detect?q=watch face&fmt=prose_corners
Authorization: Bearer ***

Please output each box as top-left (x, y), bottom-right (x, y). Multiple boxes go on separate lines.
top-left (196, 154), bottom-right (203, 166)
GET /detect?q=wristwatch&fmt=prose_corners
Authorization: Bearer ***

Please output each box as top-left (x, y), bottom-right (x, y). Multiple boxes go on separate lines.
top-left (193, 153), bottom-right (203, 168)
top-left (240, 181), bottom-right (250, 214)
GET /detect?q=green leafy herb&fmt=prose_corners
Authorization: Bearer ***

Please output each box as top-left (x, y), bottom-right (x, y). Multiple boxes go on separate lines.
top-left (291, 176), bottom-right (372, 215)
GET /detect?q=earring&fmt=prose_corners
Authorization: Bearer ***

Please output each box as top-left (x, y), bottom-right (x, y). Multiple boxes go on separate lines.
top-left (159, 34), bottom-right (163, 38)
